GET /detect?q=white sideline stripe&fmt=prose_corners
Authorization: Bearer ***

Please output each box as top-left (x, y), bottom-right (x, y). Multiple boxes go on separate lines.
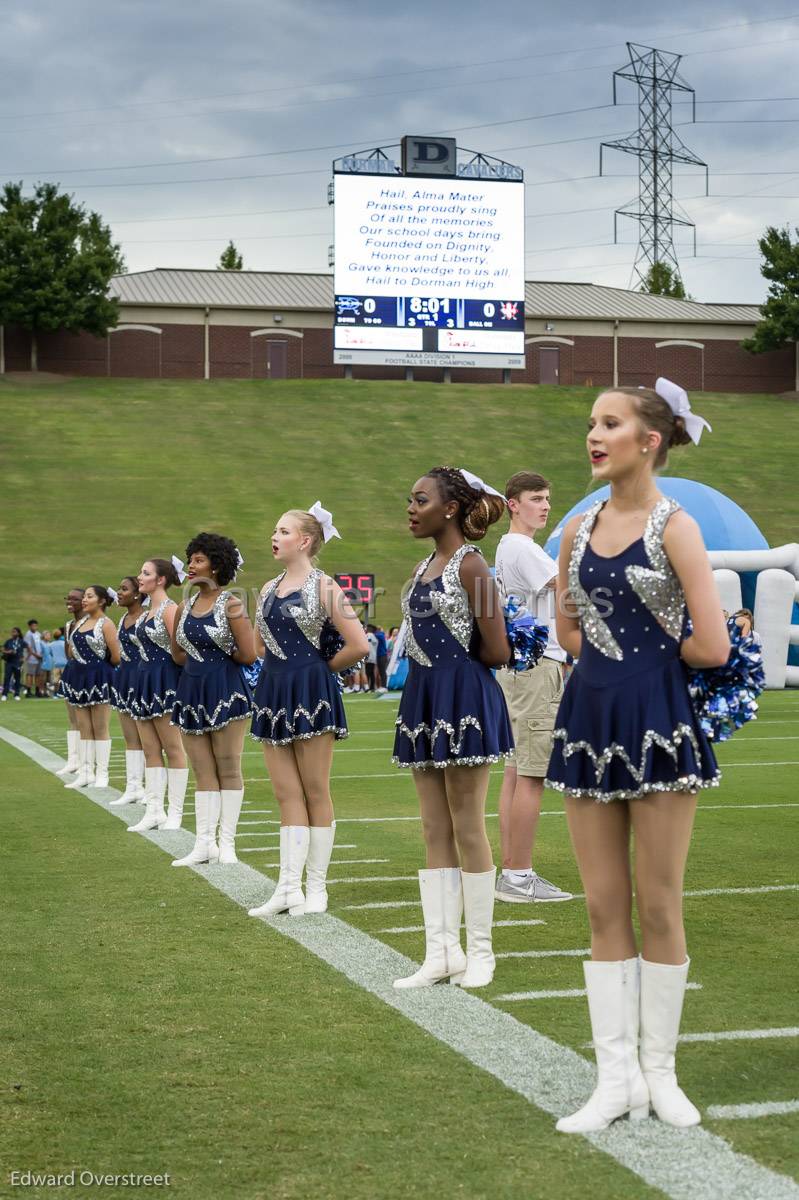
top-left (679, 1028), bottom-right (799, 1044)
top-left (238, 820), bottom-right (273, 826)
top-left (4, 730), bottom-right (799, 1200)
top-left (238, 847), bottom-right (280, 854)
top-left (496, 948), bottom-right (591, 960)
top-left (707, 1101), bottom-right (799, 1121)
top-left (343, 900), bottom-right (420, 910)
top-left (498, 983), bottom-right (704, 1003)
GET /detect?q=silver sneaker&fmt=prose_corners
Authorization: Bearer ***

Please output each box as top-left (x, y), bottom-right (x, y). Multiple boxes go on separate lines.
top-left (495, 872), bottom-right (573, 903)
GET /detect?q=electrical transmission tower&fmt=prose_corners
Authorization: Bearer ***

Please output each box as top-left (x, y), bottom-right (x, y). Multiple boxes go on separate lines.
top-left (600, 43), bottom-right (708, 288)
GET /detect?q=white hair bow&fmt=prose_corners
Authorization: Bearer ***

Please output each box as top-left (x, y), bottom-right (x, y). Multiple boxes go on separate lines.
top-left (459, 468), bottom-right (506, 502)
top-left (308, 501), bottom-right (341, 542)
top-left (171, 554), bottom-right (188, 583)
top-left (655, 377), bottom-right (712, 445)
top-left (233, 547), bottom-right (244, 578)
top-left (106, 586), bottom-right (119, 604)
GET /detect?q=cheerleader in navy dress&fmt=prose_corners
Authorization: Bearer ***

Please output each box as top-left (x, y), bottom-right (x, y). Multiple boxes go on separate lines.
top-left (54, 587), bottom-right (86, 778)
top-left (170, 532), bottom-right (256, 867)
top-left (127, 558), bottom-right (188, 835)
top-left (247, 504), bottom-right (368, 919)
top-left (62, 586), bottom-right (120, 792)
top-left (109, 576), bottom-right (147, 808)
top-left (547, 381), bottom-right (730, 1136)
top-left (392, 467), bottom-right (512, 992)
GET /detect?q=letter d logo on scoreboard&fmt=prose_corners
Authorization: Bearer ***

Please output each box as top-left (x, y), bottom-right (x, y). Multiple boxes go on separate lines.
top-left (401, 136), bottom-right (456, 176)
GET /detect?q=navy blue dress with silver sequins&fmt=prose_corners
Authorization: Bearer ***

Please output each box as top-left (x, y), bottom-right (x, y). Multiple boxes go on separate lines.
top-left (392, 545), bottom-right (514, 769)
top-left (171, 591), bottom-right (253, 734)
top-left (250, 569), bottom-right (348, 745)
top-left (130, 600), bottom-right (182, 721)
top-left (545, 497), bottom-right (720, 803)
top-left (60, 617), bottom-right (114, 707)
top-left (111, 615), bottom-right (143, 715)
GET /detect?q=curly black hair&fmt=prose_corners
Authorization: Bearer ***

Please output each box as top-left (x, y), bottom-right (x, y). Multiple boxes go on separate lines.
top-left (184, 532), bottom-right (240, 586)
top-left (425, 466), bottom-right (507, 541)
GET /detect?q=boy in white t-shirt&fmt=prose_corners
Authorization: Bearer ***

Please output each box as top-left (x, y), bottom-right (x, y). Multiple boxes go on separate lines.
top-left (494, 472), bottom-right (573, 904)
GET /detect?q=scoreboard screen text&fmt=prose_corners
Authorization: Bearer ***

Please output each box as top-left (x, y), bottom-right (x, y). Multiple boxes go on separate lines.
top-left (333, 174), bottom-right (524, 368)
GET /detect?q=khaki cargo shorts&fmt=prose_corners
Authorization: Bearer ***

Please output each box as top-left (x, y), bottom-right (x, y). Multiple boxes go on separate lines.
top-left (497, 658), bottom-right (565, 777)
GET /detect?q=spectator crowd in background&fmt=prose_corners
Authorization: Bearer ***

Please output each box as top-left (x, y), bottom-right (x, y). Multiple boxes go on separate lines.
top-left (1, 619), bottom-right (68, 701)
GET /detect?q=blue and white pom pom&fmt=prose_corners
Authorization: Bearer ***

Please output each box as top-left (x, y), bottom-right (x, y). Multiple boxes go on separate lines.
top-left (687, 617), bottom-right (765, 742)
top-left (240, 657), bottom-right (263, 689)
top-left (503, 596), bottom-right (549, 672)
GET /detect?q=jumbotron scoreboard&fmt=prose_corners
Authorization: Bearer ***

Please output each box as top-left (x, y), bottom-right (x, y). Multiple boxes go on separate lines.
top-left (332, 140), bottom-right (525, 370)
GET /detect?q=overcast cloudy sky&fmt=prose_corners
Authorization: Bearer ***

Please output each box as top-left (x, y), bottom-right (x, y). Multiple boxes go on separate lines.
top-left (1, 1), bottom-right (798, 302)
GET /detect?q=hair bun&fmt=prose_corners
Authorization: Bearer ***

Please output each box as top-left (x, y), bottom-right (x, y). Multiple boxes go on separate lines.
top-left (669, 415), bottom-right (693, 448)
top-left (462, 493), bottom-right (506, 541)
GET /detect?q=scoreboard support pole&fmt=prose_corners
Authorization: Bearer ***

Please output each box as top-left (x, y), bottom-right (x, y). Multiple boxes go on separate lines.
top-left (443, 368), bottom-right (452, 384)
top-left (404, 368), bottom-right (414, 383)
top-left (502, 369), bottom-right (511, 385)
top-left (344, 365), bottom-right (353, 380)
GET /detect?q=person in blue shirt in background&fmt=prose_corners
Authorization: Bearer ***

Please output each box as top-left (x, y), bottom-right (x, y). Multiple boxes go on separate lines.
top-left (1, 628), bottom-right (25, 700)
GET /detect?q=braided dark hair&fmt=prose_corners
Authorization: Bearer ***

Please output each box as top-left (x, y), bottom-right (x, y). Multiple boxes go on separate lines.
top-left (426, 466), bottom-right (507, 541)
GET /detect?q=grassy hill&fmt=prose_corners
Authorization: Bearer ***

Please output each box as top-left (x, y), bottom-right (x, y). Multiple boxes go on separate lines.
top-left (1, 376), bottom-right (796, 635)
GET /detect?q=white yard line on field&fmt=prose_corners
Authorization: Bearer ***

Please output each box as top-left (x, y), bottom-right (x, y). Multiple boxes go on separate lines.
top-left (679, 1028), bottom-right (799, 1044)
top-left (379, 920), bottom-right (549, 934)
top-left (707, 1101), bottom-right (799, 1120)
top-left (684, 884), bottom-right (799, 898)
top-left (325, 875), bottom-right (419, 886)
top-left (496, 948), bottom-right (591, 960)
top-left (4, 724), bottom-right (799, 1200)
top-left (498, 983), bottom-right (704, 1003)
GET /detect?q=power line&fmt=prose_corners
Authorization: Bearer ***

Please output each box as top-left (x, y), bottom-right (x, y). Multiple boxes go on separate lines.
top-left (5, 104), bottom-right (618, 177)
top-left (3, 32), bottom-right (799, 141)
top-left (2, 11), bottom-right (796, 125)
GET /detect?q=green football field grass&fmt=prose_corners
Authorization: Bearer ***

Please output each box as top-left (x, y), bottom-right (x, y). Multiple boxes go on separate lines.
top-left (0, 376), bottom-right (797, 636)
top-left (2, 691), bottom-right (797, 1199)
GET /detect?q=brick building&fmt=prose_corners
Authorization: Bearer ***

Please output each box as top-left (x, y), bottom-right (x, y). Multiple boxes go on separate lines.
top-left (1, 268), bottom-right (795, 392)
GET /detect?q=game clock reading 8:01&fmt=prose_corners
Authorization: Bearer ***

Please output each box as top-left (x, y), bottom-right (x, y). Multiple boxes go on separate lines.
top-left (334, 295), bottom-right (524, 331)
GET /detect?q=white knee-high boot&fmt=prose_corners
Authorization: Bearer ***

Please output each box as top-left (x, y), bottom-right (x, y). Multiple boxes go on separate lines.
top-left (556, 957), bottom-right (650, 1133)
top-left (304, 822), bottom-right (336, 914)
top-left (56, 730), bottom-right (81, 776)
top-left (161, 768), bottom-right (189, 830)
top-left (248, 826), bottom-right (309, 916)
top-left (127, 766), bottom-right (167, 832)
top-left (453, 868), bottom-right (496, 988)
top-left (93, 740), bottom-right (112, 789)
top-left (64, 739), bottom-right (93, 790)
top-left (172, 791), bottom-right (221, 866)
top-left (218, 789), bottom-right (244, 864)
top-left (394, 869), bottom-right (467, 988)
top-left (110, 750), bottom-right (145, 805)
top-left (640, 957), bottom-right (701, 1127)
